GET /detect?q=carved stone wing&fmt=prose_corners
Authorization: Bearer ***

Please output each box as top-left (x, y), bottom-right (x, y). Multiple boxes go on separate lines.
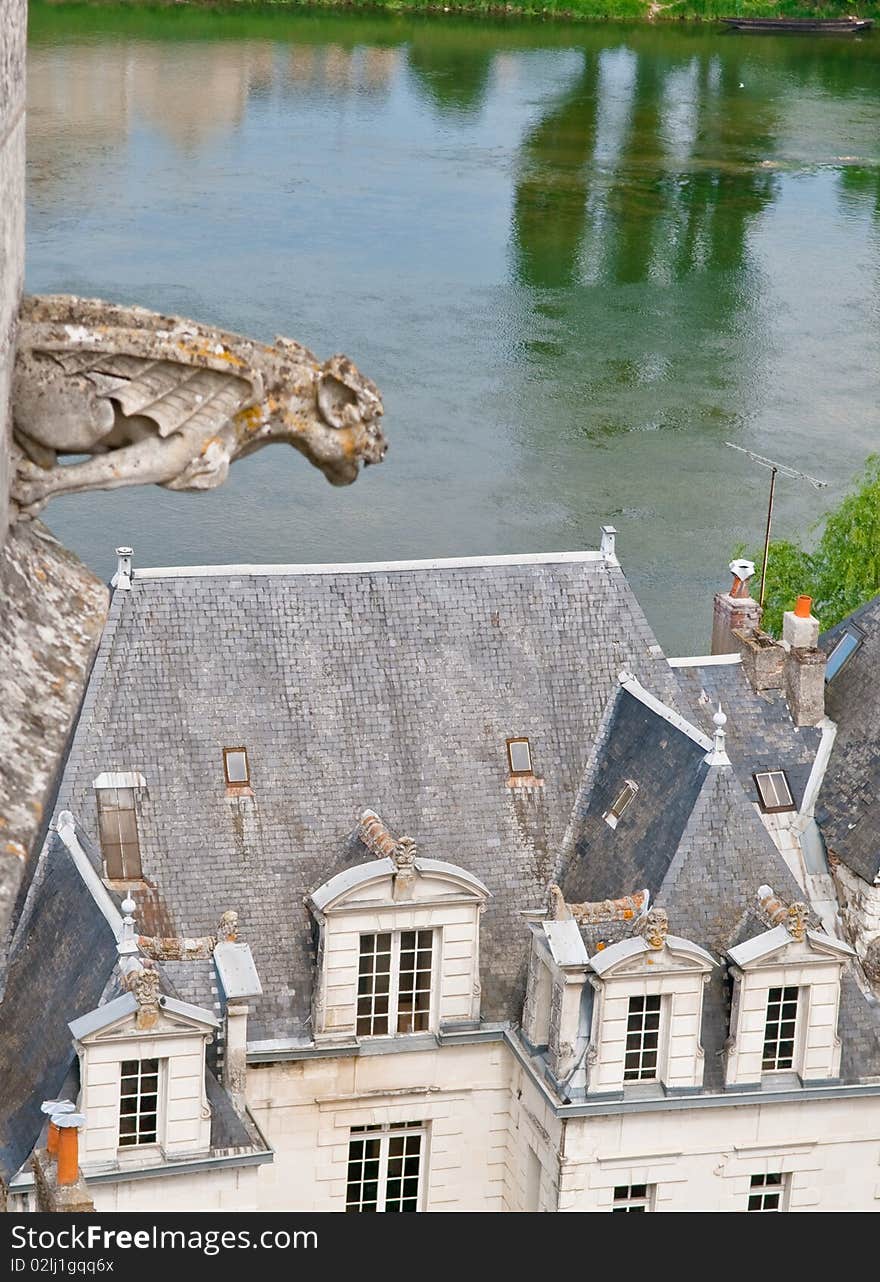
top-left (14, 295), bottom-right (267, 457)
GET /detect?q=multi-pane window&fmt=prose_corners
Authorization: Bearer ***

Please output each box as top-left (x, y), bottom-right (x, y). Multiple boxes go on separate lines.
top-left (604, 779), bottom-right (639, 829)
top-left (754, 771), bottom-right (795, 814)
top-left (223, 747), bottom-right (250, 786)
top-left (119, 1058), bottom-right (160, 1147)
top-left (612, 1184), bottom-right (653, 1212)
top-left (748, 1173), bottom-right (785, 1211)
top-left (95, 787), bottom-right (142, 880)
top-left (507, 738), bottom-right (532, 775)
top-left (356, 931), bottom-right (433, 1037)
top-left (346, 1122), bottom-right (423, 1213)
top-left (623, 994), bottom-right (662, 1081)
top-left (762, 986), bottom-right (799, 1071)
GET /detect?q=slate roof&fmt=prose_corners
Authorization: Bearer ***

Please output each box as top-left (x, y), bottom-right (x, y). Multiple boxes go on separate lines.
top-left (555, 682), bottom-right (878, 1089)
top-left (0, 831), bottom-right (118, 1184)
top-left (51, 554), bottom-right (682, 1040)
top-left (0, 829), bottom-right (265, 1182)
top-left (816, 594), bottom-right (880, 883)
top-left (672, 659), bottom-right (820, 811)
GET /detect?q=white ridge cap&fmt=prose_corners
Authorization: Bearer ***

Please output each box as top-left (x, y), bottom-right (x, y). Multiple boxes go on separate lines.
top-left (132, 550), bottom-right (608, 581)
top-left (617, 670), bottom-right (714, 752)
top-left (667, 653), bottom-right (742, 669)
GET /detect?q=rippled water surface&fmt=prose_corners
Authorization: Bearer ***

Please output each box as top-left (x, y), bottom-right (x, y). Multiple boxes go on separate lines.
top-left (26, 5), bottom-right (880, 650)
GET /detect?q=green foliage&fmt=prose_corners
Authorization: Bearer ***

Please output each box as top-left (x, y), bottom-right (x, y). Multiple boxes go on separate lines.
top-left (736, 455), bottom-right (880, 637)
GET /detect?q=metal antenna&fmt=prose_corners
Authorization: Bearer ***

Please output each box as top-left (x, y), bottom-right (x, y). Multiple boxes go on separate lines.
top-left (724, 443), bottom-right (828, 609)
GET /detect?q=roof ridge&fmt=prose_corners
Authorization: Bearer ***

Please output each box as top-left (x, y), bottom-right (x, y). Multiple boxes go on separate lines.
top-left (617, 671), bottom-right (714, 752)
top-left (131, 550), bottom-right (610, 581)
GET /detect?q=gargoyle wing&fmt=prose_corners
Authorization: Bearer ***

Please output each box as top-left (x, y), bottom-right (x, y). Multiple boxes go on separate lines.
top-left (16, 295), bottom-right (273, 453)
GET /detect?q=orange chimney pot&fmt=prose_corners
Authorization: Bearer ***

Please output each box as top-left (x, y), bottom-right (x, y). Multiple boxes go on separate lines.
top-left (46, 1121), bottom-right (60, 1157)
top-left (57, 1126), bottom-right (79, 1187)
top-left (794, 595), bottom-right (812, 619)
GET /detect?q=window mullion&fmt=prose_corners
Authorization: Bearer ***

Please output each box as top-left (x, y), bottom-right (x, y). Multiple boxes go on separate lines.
top-left (377, 1132), bottom-right (390, 1212)
top-left (390, 933), bottom-right (401, 1034)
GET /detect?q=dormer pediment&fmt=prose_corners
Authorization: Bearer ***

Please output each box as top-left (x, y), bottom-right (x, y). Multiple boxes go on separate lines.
top-left (727, 925), bottom-right (855, 971)
top-left (69, 991), bottom-right (219, 1046)
top-left (589, 933), bottom-right (716, 978)
top-left (307, 854), bottom-right (490, 917)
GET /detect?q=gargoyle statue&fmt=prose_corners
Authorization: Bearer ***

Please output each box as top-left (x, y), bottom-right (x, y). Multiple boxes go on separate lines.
top-left (11, 295), bottom-right (386, 517)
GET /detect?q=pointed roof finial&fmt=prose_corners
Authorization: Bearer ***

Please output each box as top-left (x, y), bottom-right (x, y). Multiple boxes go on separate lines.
top-left (118, 887), bottom-right (139, 957)
top-left (704, 703), bottom-right (731, 766)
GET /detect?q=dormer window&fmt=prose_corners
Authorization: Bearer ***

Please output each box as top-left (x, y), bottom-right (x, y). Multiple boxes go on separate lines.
top-left (507, 738), bottom-right (532, 775)
top-left (357, 930), bottom-right (434, 1037)
top-left (825, 623), bottom-right (864, 681)
top-left (95, 786), bottom-right (142, 880)
top-left (604, 780), bottom-right (638, 829)
top-left (754, 771), bottom-right (795, 814)
top-left (223, 747), bottom-right (250, 786)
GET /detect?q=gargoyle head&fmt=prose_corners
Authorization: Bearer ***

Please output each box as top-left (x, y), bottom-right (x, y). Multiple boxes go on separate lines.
top-left (274, 343), bottom-right (387, 486)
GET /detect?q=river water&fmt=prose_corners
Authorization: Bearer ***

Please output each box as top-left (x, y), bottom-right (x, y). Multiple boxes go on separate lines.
top-left (25, 5), bottom-right (880, 651)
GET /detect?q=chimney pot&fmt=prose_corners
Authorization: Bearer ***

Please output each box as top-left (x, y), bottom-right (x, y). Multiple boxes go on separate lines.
top-left (111, 546), bottom-right (134, 592)
top-left (54, 1115), bottom-right (85, 1187)
top-left (712, 561), bottom-right (762, 654)
top-left (795, 594), bottom-right (812, 619)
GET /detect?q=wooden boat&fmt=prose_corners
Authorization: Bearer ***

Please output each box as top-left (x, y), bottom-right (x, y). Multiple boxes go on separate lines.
top-left (721, 16), bottom-right (873, 32)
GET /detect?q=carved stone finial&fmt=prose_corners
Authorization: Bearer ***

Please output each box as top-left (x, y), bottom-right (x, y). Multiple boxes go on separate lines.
top-left (117, 888), bottom-right (139, 957)
top-left (547, 883), bottom-right (568, 921)
top-left (392, 836), bottom-right (417, 870)
top-left (217, 910), bottom-right (239, 942)
top-left (787, 902), bottom-right (809, 943)
top-left (641, 907), bottom-right (668, 949)
top-left (130, 961), bottom-right (161, 1029)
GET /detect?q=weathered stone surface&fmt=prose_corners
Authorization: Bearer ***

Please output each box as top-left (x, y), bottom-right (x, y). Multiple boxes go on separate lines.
top-left (784, 645), bottom-right (826, 727)
top-left (734, 628), bottom-right (785, 692)
top-left (31, 1148), bottom-right (94, 1214)
top-left (12, 294), bottom-right (387, 516)
top-left (0, 523), bottom-right (108, 928)
top-left (0, 0), bottom-right (27, 546)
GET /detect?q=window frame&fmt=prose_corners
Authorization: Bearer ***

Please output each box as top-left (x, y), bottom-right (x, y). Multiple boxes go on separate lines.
top-left (761, 985), bottom-right (800, 1072)
top-left (603, 779), bottom-right (639, 829)
top-left (118, 1056), bottom-right (163, 1150)
top-left (345, 1121), bottom-right (426, 1213)
top-left (747, 1172), bottom-right (786, 1211)
top-left (611, 1183), bottom-right (654, 1212)
top-left (825, 624), bottom-right (865, 683)
top-left (356, 929), bottom-right (436, 1039)
top-left (506, 737), bottom-right (533, 776)
top-left (753, 770), bottom-right (796, 815)
top-left (623, 993), bottom-right (664, 1082)
top-left (95, 786), bottom-right (143, 881)
top-left (223, 746), bottom-right (250, 787)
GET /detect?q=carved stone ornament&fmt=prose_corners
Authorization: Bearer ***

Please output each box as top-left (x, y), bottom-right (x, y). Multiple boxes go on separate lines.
top-left (392, 836), bottom-right (417, 870)
top-left (217, 909), bottom-right (239, 943)
top-left (11, 295), bottom-right (386, 517)
top-left (129, 962), bottom-right (161, 1029)
top-left (786, 902), bottom-right (809, 943)
top-left (863, 937), bottom-right (880, 987)
top-left (640, 907), bottom-right (669, 950)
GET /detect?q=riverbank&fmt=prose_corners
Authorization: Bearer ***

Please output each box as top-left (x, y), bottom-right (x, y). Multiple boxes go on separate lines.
top-left (29, 0), bottom-right (880, 28)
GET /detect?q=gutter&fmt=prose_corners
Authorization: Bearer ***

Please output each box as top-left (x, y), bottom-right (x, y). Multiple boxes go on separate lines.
top-left (9, 1145), bottom-right (273, 1193)
top-left (247, 1024), bottom-right (506, 1064)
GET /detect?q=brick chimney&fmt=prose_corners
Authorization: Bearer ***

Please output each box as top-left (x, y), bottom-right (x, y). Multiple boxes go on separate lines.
top-left (32, 1111), bottom-right (94, 1213)
top-left (782, 595), bottom-right (826, 726)
top-left (711, 559), bottom-right (762, 655)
